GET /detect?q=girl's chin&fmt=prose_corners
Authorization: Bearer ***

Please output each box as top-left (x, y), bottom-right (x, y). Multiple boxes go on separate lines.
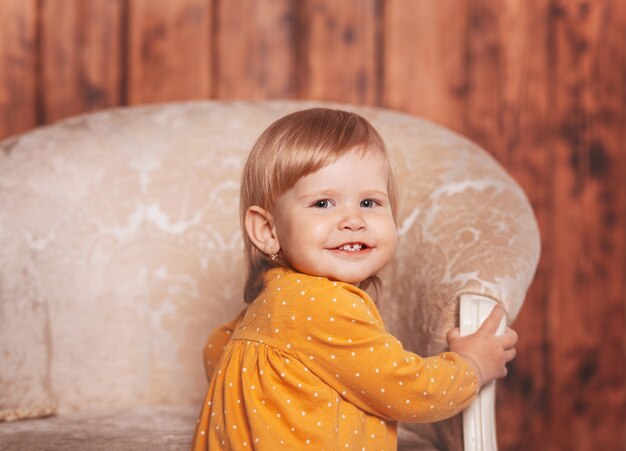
top-left (323, 270), bottom-right (375, 285)
top-left (289, 261), bottom-right (381, 285)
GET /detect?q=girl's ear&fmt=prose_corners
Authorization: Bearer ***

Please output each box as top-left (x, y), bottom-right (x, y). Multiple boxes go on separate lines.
top-left (244, 206), bottom-right (280, 255)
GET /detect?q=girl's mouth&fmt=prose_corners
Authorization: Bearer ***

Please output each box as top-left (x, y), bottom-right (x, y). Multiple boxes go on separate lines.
top-left (336, 243), bottom-right (368, 252)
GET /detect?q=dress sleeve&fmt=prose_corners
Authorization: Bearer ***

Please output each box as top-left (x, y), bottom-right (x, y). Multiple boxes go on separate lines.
top-left (292, 284), bottom-right (479, 423)
top-left (203, 308), bottom-right (247, 381)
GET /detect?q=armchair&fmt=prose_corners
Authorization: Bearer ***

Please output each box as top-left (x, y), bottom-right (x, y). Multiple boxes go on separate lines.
top-left (0, 101), bottom-right (539, 450)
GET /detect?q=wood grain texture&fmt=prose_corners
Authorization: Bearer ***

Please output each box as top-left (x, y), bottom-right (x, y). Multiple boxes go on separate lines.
top-left (548, 1), bottom-right (626, 449)
top-left (383, 0), bottom-right (468, 132)
top-left (0, 0), bottom-right (37, 139)
top-left (460, 1), bottom-right (554, 448)
top-left (299, 0), bottom-right (380, 104)
top-left (40, 0), bottom-right (123, 123)
top-left (214, 0), bottom-right (297, 99)
top-left (128, 0), bottom-right (211, 104)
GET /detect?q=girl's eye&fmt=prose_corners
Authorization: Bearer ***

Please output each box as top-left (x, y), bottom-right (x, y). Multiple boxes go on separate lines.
top-left (360, 199), bottom-right (379, 208)
top-left (313, 199), bottom-right (331, 208)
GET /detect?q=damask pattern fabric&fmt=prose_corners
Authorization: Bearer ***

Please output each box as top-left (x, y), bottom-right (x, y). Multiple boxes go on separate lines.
top-left (0, 101), bottom-right (540, 450)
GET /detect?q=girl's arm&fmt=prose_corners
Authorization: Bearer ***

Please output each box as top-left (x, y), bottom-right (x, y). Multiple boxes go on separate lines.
top-left (202, 308), bottom-right (247, 381)
top-left (293, 285), bottom-right (479, 423)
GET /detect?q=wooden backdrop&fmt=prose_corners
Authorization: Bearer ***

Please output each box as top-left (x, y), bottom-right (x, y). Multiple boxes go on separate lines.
top-left (1, 0), bottom-right (624, 449)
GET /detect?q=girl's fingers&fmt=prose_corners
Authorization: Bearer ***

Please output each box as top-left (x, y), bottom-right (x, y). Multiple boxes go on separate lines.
top-left (498, 328), bottom-right (519, 348)
top-left (504, 347), bottom-right (517, 362)
top-left (447, 327), bottom-right (460, 342)
top-left (478, 305), bottom-right (506, 334)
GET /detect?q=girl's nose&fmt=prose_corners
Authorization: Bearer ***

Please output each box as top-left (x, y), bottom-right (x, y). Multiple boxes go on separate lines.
top-left (339, 209), bottom-right (366, 230)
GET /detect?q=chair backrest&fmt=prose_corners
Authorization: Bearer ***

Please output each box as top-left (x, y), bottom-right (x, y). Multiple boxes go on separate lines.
top-left (0, 101), bottom-right (539, 425)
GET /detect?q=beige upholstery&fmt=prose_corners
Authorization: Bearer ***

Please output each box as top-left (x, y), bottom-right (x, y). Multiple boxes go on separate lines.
top-left (0, 101), bottom-right (540, 450)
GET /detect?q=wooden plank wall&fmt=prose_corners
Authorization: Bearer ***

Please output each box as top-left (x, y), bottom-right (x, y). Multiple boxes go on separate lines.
top-left (1, 1), bottom-right (624, 449)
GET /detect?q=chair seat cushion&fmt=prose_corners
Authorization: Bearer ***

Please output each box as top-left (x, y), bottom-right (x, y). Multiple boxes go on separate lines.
top-left (0, 405), bottom-right (197, 450)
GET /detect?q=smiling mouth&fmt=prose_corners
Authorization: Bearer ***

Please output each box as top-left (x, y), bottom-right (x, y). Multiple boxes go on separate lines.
top-left (336, 243), bottom-right (369, 252)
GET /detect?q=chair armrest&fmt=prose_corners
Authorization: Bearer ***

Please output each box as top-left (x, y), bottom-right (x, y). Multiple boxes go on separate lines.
top-left (371, 109), bottom-right (540, 450)
top-left (459, 294), bottom-right (507, 451)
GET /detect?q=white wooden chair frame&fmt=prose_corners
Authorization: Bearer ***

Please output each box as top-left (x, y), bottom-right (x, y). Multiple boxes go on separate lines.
top-left (460, 294), bottom-right (507, 451)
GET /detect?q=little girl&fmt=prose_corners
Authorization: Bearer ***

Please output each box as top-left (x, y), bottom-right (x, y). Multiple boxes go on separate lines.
top-left (192, 108), bottom-right (517, 450)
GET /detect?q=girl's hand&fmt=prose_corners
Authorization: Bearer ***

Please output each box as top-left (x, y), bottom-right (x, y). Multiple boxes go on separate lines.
top-left (446, 305), bottom-right (518, 387)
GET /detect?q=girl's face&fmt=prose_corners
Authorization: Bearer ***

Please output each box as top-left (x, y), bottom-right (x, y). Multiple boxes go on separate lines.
top-left (272, 149), bottom-right (397, 284)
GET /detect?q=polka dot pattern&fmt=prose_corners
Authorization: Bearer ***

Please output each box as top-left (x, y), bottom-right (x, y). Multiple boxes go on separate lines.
top-left (191, 268), bottom-right (478, 449)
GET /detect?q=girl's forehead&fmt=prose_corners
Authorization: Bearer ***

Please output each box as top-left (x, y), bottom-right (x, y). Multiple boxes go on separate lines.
top-left (290, 151), bottom-right (390, 193)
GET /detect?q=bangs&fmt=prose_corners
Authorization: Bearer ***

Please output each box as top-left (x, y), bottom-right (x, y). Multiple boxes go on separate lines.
top-left (251, 108), bottom-right (388, 211)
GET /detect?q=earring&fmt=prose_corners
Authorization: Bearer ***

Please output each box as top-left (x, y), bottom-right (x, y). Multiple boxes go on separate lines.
top-left (270, 252), bottom-right (278, 263)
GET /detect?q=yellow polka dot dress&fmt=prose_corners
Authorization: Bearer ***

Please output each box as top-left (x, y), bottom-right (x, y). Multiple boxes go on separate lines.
top-left (192, 268), bottom-right (478, 450)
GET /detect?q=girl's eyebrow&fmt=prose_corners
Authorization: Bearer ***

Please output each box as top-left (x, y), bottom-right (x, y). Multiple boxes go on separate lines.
top-left (297, 189), bottom-right (389, 202)
top-left (363, 190), bottom-right (390, 198)
top-left (297, 190), bottom-right (338, 201)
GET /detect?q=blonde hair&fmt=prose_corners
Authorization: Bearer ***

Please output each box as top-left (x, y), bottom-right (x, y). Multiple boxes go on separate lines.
top-left (240, 108), bottom-right (397, 302)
